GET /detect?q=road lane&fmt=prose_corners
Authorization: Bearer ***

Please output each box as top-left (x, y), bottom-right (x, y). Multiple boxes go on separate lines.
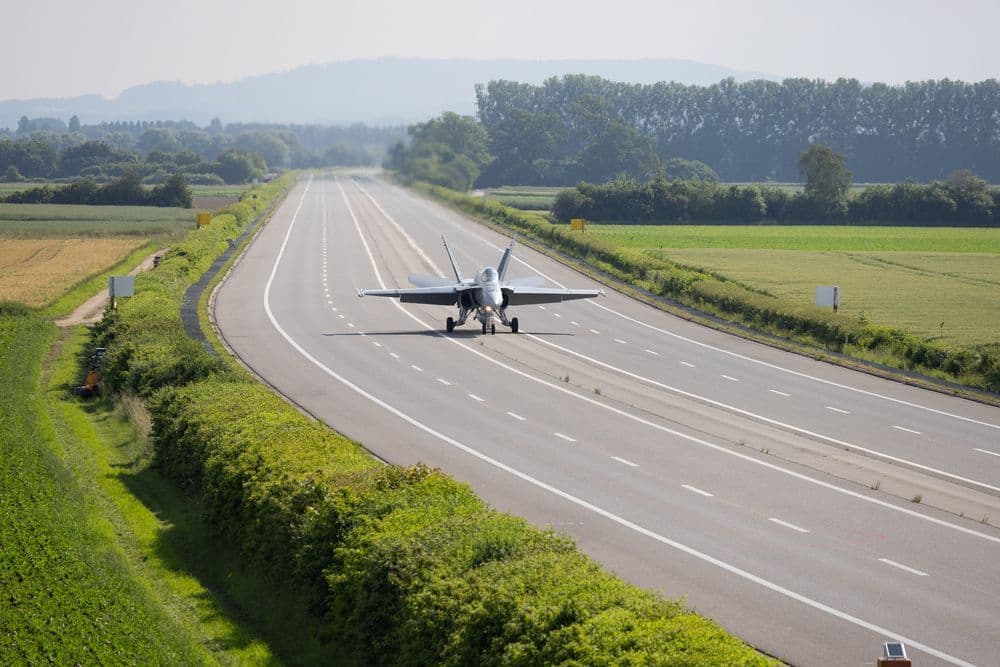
top-left (214, 176), bottom-right (1000, 666)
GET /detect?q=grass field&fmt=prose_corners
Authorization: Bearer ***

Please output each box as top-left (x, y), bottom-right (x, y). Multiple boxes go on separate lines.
top-left (483, 185), bottom-right (562, 211)
top-left (590, 224), bottom-right (1000, 347)
top-left (0, 203), bottom-right (194, 237)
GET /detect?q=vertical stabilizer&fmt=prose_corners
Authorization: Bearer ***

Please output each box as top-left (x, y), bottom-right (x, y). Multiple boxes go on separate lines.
top-left (442, 236), bottom-right (463, 281)
top-left (497, 236), bottom-right (515, 281)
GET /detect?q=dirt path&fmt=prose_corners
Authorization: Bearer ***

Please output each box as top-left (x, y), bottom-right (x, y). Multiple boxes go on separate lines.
top-left (54, 248), bottom-right (167, 327)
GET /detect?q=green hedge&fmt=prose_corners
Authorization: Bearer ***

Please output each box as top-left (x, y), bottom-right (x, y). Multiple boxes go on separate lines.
top-left (93, 174), bottom-right (772, 664)
top-left (417, 182), bottom-right (1000, 393)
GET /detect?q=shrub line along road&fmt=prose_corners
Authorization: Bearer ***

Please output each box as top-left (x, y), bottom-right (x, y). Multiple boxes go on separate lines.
top-left (215, 174), bottom-right (1000, 666)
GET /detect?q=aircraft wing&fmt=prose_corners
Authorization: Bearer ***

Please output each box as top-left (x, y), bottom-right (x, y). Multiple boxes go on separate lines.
top-left (358, 284), bottom-right (470, 305)
top-left (502, 286), bottom-right (604, 306)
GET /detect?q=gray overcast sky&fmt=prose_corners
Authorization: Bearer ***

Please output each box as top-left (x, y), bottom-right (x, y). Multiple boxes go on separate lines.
top-left (3, 0), bottom-right (998, 100)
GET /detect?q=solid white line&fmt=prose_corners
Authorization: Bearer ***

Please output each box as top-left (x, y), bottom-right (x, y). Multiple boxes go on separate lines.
top-left (892, 425), bottom-right (923, 435)
top-left (974, 448), bottom-right (1000, 457)
top-left (443, 213), bottom-right (998, 433)
top-left (528, 334), bottom-right (1000, 496)
top-left (612, 456), bottom-right (640, 467)
top-left (355, 183), bottom-right (444, 276)
top-left (769, 517), bottom-right (810, 533)
top-left (589, 329), bottom-right (601, 334)
top-left (507, 411), bottom-right (526, 421)
top-left (879, 558), bottom-right (929, 577)
top-left (321, 179), bottom-right (975, 665)
top-left (437, 378), bottom-right (452, 386)
top-left (554, 432), bottom-right (577, 442)
top-left (468, 393), bottom-right (484, 402)
top-left (826, 406), bottom-right (851, 414)
top-left (769, 389), bottom-right (791, 397)
top-left (682, 484), bottom-right (714, 497)
top-left (645, 349), bottom-right (659, 355)
top-left (615, 338), bottom-right (627, 344)
top-left (411, 365), bottom-right (423, 372)
top-left (680, 361), bottom-right (696, 368)
top-left (721, 374), bottom-right (740, 382)
top-left (389, 352), bottom-right (400, 359)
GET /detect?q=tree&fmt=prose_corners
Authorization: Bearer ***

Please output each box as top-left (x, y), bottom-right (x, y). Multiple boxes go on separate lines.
top-left (149, 173), bottom-right (192, 208)
top-left (214, 149), bottom-right (264, 184)
top-left (2, 165), bottom-right (25, 182)
top-left (798, 144), bottom-right (851, 218)
top-left (68, 115), bottom-right (81, 133)
top-left (17, 116), bottom-right (30, 135)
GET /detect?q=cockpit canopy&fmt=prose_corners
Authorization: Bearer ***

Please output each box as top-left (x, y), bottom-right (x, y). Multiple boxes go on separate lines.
top-left (482, 267), bottom-right (497, 281)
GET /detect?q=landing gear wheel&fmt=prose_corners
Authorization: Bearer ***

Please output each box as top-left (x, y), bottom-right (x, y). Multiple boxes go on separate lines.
top-left (446, 317), bottom-right (455, 333)
top-left (490, 324), bottom-right (496, 335)
top-left (510, 317), bottom-right (519, 334)
top-left (482, 322), bottom-right (488, 334)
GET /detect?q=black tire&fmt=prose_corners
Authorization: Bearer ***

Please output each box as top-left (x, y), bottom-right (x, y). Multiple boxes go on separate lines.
top-left (446, 317), bottom-right (455, 333)
top-left (481, 322), bottom-right (487, 334)
top-left (490, 324), bottom-right (496, 335)
top-left (510, 317), bottom-right (519, 334)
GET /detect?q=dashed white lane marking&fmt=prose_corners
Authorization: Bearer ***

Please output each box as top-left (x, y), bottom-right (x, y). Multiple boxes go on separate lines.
top-left (338, 314), bottom-right (345, 319)
top-left (826, 406), bottom-right (851, 414)
top-left (612, 456), bottom-right (639, 467)
top-left (879, 558), bottom-right (929, 577)
top-left (320, 179), bottom-right (974, 665)
top-left (769, 389), bottom-right (791, 397)
top-left (553, 312), bottom-right (562, 318)
top-left (680, 361), bottom-right (696, 368)
top-left (682, 484), bottom-right (714, 497)
top-left (892, 425), bottom-right (923, 435)
top-left (411, 365), bottom-right (423, 372)
top-left (721, 374), bottom-right (740, 382)
top-left (437, 378), bottom-right (452, 386)
top-left (538, 305), bottom-right (547, 310)
top-left (554, 432), bottom-right (577, 442)
top-left (615, 338), bottom-right (627, 344)
top-left (373, 341), bottom-right (382, 347)
top-left (507, 411), bottom-right (526, 421)
top-left (468, 393), bottom-right (485, 402)
top-left (570, 321), bottom-right (580, 326)
top-left (389, 352), bottom-right (399, 359)
top-left (645, 349), bottom-right (659, 355)
top-left (327, 299), bottom-right (332, 304)
top-left (347, 323), bottom-right (355, 328)
top-left (589, 329), bottom-right (601, 334)
top-left (769, 517), bottom-right (810, 533)
top-left (974, 448), bottom-right (1000, 457)
top-left (331, 307), bottom-right (337, 311)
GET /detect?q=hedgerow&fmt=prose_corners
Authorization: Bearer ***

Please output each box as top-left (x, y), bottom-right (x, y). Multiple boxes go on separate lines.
top-left (415, 182), bottom-right (1000, 393)
top-left (94, 174), bottom-right (773, 664)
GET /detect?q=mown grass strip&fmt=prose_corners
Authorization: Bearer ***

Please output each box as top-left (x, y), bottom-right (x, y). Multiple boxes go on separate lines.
top-left (93, 175), bottom-right (773, 665)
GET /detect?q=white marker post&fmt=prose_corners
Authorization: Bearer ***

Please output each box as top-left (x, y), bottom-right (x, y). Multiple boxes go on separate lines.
top-left (109, 275), bottom-right (135, 309)
top-left (815, 285), bottom-right (840, 312)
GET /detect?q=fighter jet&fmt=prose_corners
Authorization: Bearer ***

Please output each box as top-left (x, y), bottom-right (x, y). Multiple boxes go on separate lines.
top-left (357, 237), bottom-right (604, 334)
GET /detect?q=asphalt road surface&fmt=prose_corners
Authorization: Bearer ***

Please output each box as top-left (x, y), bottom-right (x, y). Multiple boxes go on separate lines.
top-left (215, 175), bottom-right (1000, 666)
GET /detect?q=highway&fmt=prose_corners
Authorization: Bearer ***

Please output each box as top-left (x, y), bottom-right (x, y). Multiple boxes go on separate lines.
top-left (215, 175), bottom-right (1000, 666)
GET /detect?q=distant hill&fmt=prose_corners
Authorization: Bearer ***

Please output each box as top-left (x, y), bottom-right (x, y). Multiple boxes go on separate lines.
top-left (0, 58), bottom-right (777, 129)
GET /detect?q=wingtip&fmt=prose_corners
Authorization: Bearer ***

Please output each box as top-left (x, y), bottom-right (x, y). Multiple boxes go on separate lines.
top-left (357, 288), bottom-right (365, 298)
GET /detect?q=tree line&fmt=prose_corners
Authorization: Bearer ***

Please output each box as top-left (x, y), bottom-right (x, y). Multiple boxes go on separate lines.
top-left (552, 146), bottom-right (1000, 226)
top-left (1, 118), bottom-right (404, 184)
top-left (475, 75), bottom-right (1000, 185)
top-left (1, 172), bottom-right (192, 208)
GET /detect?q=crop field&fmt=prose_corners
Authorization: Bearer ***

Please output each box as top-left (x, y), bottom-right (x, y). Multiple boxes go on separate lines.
top-left (0, 238), bottom-right (148, 306)
top-left (0, 203), bottom-right (194, 237)
top-left (590, 224), bottom-right (1000, 347)
top-left (483, 185), bottom-right (561, 210)
top-left (0, 314), bottom-right (203, 664)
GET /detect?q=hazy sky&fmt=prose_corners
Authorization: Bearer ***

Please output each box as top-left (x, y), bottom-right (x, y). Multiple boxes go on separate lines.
top-left (3, 0), bottom-right (998, 100)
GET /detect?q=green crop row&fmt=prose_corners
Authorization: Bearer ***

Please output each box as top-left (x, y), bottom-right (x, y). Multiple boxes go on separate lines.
top-left (0, 306), bottom-right (204, 664)
top-left (416, 183), bottom-right (1000, 394)
top-left (92, 177), bottom-right (772, 664)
